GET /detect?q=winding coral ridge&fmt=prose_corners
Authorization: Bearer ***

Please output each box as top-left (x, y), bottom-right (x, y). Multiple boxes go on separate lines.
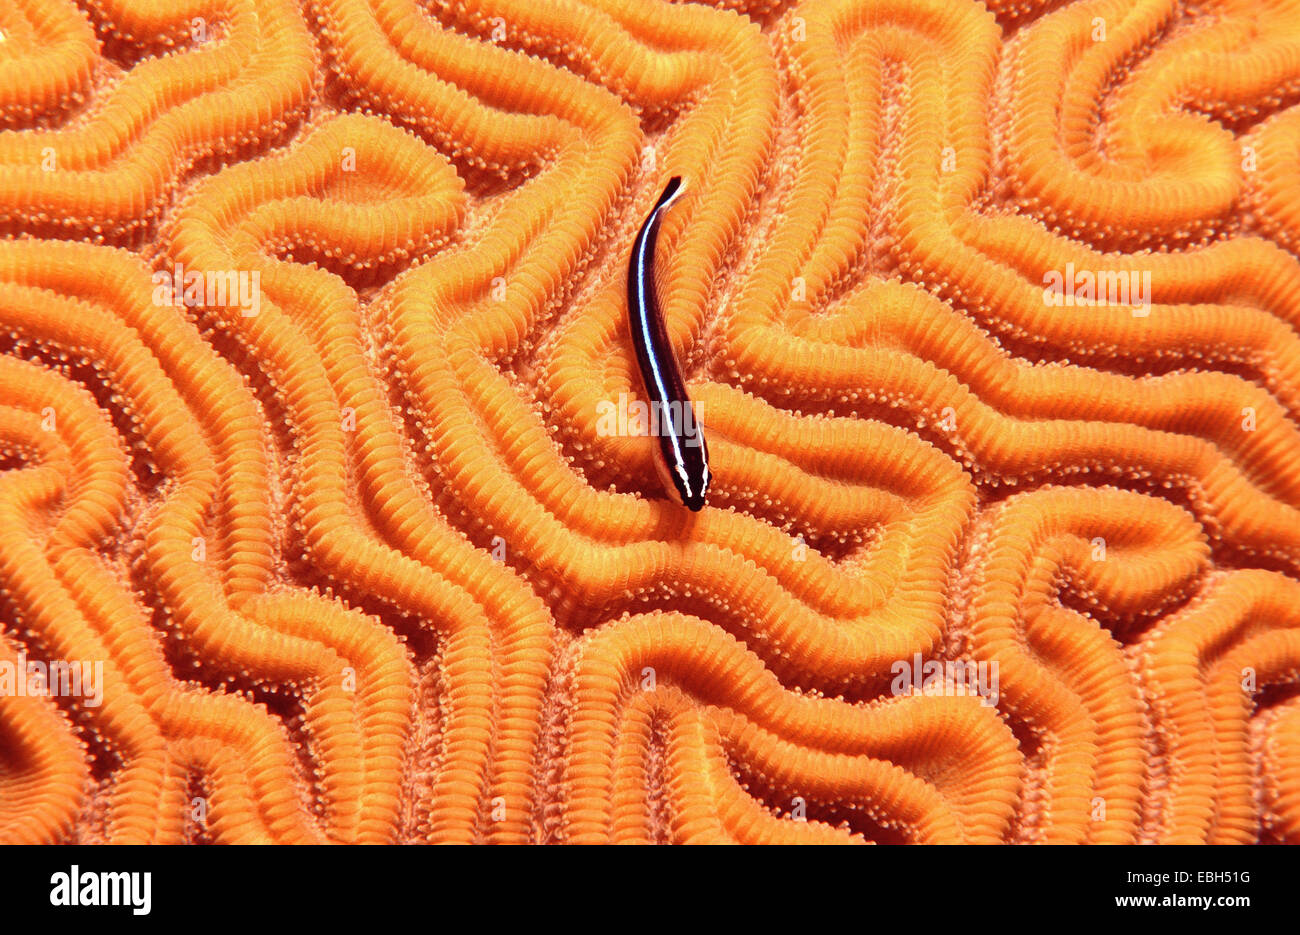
top-left (0, 0), bottom-right (1298, 844)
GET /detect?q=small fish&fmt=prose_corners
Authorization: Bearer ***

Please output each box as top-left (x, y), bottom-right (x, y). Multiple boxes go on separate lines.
top-left (626, 176), bottom-right (710, 511)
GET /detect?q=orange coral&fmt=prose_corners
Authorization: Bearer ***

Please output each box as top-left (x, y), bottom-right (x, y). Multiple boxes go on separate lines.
top-left (0, 0), bottom-right (1298, 844)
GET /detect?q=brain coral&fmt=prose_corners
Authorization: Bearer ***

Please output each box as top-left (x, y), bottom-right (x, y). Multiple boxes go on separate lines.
top-left (0, 0), bottom-right (1298, 845)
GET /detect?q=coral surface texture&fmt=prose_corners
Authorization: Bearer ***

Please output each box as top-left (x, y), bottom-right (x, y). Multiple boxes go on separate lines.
top-left (1, 0), bottom-right (1299, 845)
